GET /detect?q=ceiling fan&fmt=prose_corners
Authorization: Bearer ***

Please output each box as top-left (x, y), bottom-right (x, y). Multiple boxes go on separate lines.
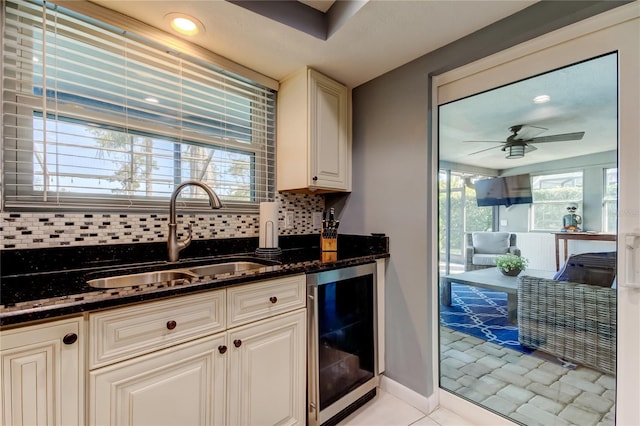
top-left (465, 124), bottom-right (585, 159)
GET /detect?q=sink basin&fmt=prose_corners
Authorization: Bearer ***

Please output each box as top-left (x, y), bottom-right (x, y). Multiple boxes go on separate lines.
top-left (187, 261), bottom-right (271, 277)
top-left (87, 270), bottom-right (197, 289)
top-left (87, 259), bottom-right (277, 289)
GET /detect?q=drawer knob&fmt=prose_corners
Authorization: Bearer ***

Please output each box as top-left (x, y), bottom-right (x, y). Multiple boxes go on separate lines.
top-left (233, 339), bottom-right (242, 348)
top-left (218, 345), bottom-right (227, 354)
top-left (62, 333), bottom-right (78, 345)
top-left (269, 296), bottom-right (278, 304)
top-left (166, 320), bottom-right (177, 330)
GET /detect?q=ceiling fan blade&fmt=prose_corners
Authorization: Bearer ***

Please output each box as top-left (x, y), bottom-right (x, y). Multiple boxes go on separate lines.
top-left (463, 140), bottom-right (506, 143)
top-left (513, 125), bottom-right (548, 140)
top-left (528, 131), bottom-right (585, 143)
top-left (468, 145), bottom-right (503, 156)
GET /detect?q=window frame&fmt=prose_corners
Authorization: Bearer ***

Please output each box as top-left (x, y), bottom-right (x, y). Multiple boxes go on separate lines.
top-left (2, 0), bottom-right (276, 213)
top-left (529, 171), bottom-right (584, 231)
top-left (603, 167), bottom-right (618, 233)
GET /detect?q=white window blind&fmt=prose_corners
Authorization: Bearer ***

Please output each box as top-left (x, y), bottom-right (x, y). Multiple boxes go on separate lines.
top-left (2, 0), bottom-right (276, 211)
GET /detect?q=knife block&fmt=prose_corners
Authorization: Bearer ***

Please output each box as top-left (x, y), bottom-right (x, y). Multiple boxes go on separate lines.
top-left (321, 233), bottom-right (337, 263)
top-left (321, 235), bottom-right (337, 252)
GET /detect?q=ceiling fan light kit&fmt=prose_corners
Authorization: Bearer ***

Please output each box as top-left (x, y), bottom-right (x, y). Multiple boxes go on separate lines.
top-left (505, 145), bottom-right (525, 159)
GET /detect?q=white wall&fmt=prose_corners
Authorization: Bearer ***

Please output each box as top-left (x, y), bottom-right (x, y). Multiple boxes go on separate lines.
top-left (514, 232), bottom-right (616, 271)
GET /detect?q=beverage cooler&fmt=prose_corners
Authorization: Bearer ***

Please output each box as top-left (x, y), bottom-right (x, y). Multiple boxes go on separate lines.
top-left (307, 262), bottom-right (379, 426)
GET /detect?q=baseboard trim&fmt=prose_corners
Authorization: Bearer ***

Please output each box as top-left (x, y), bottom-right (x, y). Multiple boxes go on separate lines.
top-left (379, 375), bottom-right (438, 415)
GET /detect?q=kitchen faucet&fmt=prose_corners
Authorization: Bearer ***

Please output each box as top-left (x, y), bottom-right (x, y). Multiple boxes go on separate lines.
top-left (168, 180), bottom-right (222, 262)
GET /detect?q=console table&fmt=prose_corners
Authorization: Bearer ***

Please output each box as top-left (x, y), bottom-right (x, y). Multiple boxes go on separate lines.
top-left (554, 232), bottom-right (616, 270)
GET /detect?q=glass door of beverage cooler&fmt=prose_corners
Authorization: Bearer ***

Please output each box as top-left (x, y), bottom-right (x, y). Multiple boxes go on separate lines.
top-left (317, 273), bottom-right (375, 409)
top-left (307, 262), bottom-right (378, 426)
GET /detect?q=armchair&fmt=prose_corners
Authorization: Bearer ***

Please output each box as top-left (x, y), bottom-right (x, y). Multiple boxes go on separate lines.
top-left (517, 252), bottom-right (617, 375)
top-left (464, 232), bottom-right (520, 271)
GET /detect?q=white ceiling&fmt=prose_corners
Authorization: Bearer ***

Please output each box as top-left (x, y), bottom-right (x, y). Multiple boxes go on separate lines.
top-left (439, 53), bottom-right (618, 172)
top-left (298, 0), bottom-right (335, 13)
top-left (88, 0), bottom-right (536, 88)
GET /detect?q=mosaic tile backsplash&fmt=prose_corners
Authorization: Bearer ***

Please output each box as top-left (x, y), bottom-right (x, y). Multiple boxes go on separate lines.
top-left (1, 193), bottom-right (324, 250)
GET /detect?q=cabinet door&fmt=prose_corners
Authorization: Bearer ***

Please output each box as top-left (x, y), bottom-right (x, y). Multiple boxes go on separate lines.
top-left (0, 317), bottom-right (84, 426)
top-left (309, 69), bottom-right (350, 191)
top-left (227, 310), bottom-right (306, 426)
top-left (90, 334), bottom-right (226, 426)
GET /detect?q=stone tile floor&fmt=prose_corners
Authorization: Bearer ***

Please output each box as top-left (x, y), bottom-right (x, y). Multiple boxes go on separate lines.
top-left (440, 326), bottom-right (616, 426)
top-left (338, 390), bottom-right (475, 426)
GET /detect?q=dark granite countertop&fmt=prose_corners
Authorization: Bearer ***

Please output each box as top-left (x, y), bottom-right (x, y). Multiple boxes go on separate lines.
top-left (0, 234), bottom-right (389, 327)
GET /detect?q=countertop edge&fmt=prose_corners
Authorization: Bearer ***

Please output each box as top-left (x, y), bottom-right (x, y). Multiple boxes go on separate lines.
top-left (1, 253), bottom-right (389, 328)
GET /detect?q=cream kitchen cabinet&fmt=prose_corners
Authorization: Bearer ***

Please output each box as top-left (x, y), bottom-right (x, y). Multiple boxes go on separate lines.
top-left (277, 67), bottom-right (351, 193)
top-left (89, 274), bottom-right (306, 426)
top-left (90, 333), bottom-right (228, 426)
top-left (227, 310), bottom-right (306, 426)
top-left (0, 316), bottom-right (84, 426)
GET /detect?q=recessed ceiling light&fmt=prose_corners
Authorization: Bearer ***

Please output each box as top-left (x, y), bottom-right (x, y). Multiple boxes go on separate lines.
top-left (164, 13), bottom-right (204, 36)
top-left (533, 94), bottom-right (551, 104)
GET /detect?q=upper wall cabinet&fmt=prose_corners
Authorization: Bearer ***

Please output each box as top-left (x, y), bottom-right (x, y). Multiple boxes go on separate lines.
top-left (277, 68), bottom-right (351, 193)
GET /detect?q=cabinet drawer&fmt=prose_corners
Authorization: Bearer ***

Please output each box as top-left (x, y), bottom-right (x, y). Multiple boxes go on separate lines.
top-left (89, 290), bottom-right (225, 368)
top-left (227, 274), bottom-right (306, 328)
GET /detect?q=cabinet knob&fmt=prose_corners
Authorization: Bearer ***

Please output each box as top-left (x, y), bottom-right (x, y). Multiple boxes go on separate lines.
top-left (269, 296), bottom-right (278, 304)
top-left (218, 345), bottom-right (227, 354)
top-left (312, 176), bottom-right (318, 181)
top-left (166, 320), bottom-right (177, 330)
top-left (63, 333), bottom-right (78, 345)
top-left (233, 339), bottom-right (242, 348)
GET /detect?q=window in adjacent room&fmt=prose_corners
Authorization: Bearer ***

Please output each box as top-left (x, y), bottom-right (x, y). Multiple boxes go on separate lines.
top-left (530, 171), bottom-right (583, 231)
top-left (2, 0), bottom-right (275, 211)
top-left (438, 170), bottom-right (493, 271)
top-left (603, 167), bottom-right (618, 233)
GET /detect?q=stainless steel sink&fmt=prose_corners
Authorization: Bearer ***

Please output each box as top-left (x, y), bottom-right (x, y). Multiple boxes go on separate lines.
top-left (87, 270), bottom-right (197, 289)
top-left (187, 261), bottom-right (270, 277)
top-left (87, 259), bottom-right (275, 289)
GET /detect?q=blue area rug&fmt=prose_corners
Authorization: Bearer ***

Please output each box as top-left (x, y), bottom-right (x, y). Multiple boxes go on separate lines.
top-left (440, 283), bottom-right (533, 354)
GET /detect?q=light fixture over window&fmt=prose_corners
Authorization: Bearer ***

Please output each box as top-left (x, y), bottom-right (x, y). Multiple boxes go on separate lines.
top-left (505, 145), bottom-right (525, 159)
top-left (164, 13), bottom-right (204, 36)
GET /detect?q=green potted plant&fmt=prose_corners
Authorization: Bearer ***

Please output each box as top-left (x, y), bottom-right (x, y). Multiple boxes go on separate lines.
top-left (495, 253), bottom-right (528, 276)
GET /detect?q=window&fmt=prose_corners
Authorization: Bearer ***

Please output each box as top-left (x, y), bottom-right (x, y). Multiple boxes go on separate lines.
top-left (604, 168), bottom-right (617, 232)
top-left (2, 0), bottom-right (275, 211)
top-left (439, 170), bottom-right (493, 267)
top-left (530, 171), bottom-right (583, 231)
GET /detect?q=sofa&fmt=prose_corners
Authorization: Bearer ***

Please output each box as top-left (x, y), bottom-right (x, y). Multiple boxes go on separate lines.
top-left (465, 232), bottom-right (520, 271)
top-left (517, 252), bottom-right (617, 375)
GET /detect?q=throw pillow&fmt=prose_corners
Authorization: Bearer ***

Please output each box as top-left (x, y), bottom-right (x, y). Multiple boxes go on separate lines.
top-left (472, 232), bottom-right (510, 254)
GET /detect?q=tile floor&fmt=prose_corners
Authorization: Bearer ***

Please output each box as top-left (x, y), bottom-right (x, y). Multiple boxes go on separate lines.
top-left (440, 327), bottom-right (615, 426)
top-left (338, 389), bottom-right (474, 426)
top-left (339, 327), bottom-right (616, 426)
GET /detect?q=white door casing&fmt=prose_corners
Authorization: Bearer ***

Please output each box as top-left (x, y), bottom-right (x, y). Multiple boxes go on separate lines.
top-left (431, 4), bottom-right (639, 424)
